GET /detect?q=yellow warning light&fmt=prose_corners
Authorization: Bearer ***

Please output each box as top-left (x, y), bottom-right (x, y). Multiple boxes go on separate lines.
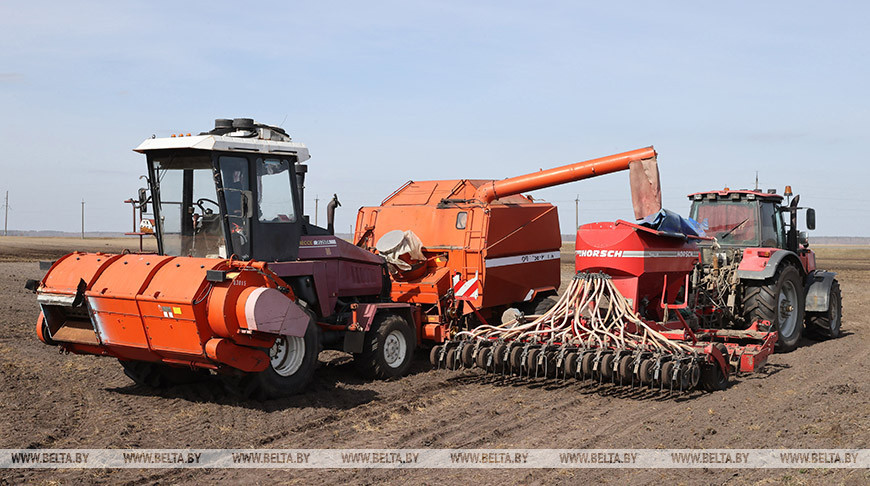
top-left (170, 134), bottom-right (176, 138)
top-left (784, 185), bottom-right (793, 197)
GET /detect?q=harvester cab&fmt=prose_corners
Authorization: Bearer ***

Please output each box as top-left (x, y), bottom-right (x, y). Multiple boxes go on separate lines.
top-left (688, 187), bottom-right (841, 351)
top-left (136, 117), bottom-right (327, 262)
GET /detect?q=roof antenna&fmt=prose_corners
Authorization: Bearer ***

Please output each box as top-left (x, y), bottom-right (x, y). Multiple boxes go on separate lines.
top-left (279, 114), bottom-right (288, 127)
top-left (754, 171), bottom-right (759, 191)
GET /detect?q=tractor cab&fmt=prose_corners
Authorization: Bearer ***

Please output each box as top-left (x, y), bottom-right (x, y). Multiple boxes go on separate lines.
top-left (688, 187), bottom-right (816, 252)
top-left (134, 118), bottom-right (314, 262)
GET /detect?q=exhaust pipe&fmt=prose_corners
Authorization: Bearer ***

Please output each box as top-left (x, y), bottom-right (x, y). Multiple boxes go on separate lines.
top-left (327, 194), bottom-right (341, 235)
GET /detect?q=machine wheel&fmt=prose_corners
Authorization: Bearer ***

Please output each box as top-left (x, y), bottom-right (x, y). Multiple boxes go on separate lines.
top-left (564, 353), bottom-right (579, 377)
top-left (580, 353), bottom-right (595, 378)
top-left (523, 295), bottom-right (559, 317)
top-left (661, 361), bottom-right (675, 388)
top-left (806, 280), bottom-right (842, 339)
top-left (429, 345), bottom-right (443, 366)
top-left (509, 346), bottom-right (524, 372)
top-left (476, 347), bottom-right (492, 370)
top-left (599, 354), bottom-right (614, 381)
top-left (460, 344), bottom-right (476, 368)
top-left (544, 351), bottom-right (558, 378)
top-left (700, 363), bottom-right (728, 392)
top-left (492, 343), bottom-right (508, 369)
top-left (445, 347), bottom-right (458, 370)
top-left (638, 359), bottom-right (654, 385)
top-left (526, 349), bottom-right (541, 374)
top-left (743, 264), bottom-right (805, 352)
top-left (244, 319), bottom-right (320, 400)
top-left (356, 313), bottom-right (415, 379)
top-left (617, 355), bottom-right (633, 384)
top-left (120, 360), bottom-right (207, 389)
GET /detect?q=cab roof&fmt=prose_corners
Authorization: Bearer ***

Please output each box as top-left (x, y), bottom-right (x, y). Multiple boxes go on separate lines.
top-left (687, 189), bottom-right (783, 202)
top-left (133, 133), bottom-right (311, 162)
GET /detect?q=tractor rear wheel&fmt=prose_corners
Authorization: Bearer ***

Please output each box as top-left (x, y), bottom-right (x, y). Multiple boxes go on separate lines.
top-left (523, 295), bottom-right (559, 317)
top-left (742, 264), bottom-right (805, 352)
top-left (356, 313), bottom-right (415, 379)
top-left (806, 280), bottom-right (842, 339)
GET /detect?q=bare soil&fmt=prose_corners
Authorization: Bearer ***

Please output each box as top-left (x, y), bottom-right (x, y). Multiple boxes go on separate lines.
top-left (0, 240), bottom-right (868, 485)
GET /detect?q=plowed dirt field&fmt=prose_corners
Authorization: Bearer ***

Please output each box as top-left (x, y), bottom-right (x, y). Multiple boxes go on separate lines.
top-left (0, 238), bottom-right (867, 485)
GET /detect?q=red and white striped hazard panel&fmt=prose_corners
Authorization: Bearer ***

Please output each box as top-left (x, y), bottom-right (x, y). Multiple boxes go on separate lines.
top-left (452, 273), bottom-right (480, 301)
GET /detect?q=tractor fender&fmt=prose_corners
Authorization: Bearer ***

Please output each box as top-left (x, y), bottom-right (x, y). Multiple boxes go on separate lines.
top-left (736, 249), bottom-right (802, 281)
top-left (342, 303), bottom-right (417, 353)
top-left (804, 270), bottom-right (837, 312)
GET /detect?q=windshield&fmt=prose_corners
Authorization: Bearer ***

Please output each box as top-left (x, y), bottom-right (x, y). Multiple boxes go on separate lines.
top-left (151, 154), bottom-right (226, 258)
top-left (690, 200), bottom-right (760, 246)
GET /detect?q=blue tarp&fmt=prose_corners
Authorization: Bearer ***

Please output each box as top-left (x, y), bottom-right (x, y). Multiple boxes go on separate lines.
top-left (640, 209), bottom-right (706, 237)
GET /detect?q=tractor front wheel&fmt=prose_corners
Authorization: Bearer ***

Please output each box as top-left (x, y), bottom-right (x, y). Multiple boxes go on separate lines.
top-left (743, 265), bottom-right (805, 352)
top-left (243, 319), bottom-right (320, 400)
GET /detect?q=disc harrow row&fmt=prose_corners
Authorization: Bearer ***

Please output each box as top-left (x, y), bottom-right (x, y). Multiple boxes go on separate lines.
top-left (430, 273), bottom-right (768, 395)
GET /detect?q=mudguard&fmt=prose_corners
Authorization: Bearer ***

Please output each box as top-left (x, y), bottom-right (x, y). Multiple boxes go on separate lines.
top-left (804, 271), bottom-right (837, 312)
top-left (736, 248), bottom-right (801, 281)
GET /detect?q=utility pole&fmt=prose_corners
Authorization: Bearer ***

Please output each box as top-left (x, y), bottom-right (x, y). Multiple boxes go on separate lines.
top-left (81, 199), bottom-right (85, 239)
top-left (314, 195), bottom-right (319, 226)
top-left (575, 194), bottom-right (580, 229)
top-left (3, 191), bottom-right (8, 236)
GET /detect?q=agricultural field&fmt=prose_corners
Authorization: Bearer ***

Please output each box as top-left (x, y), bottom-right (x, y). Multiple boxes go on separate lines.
top-left (0, 238), bottom-right (867, 485)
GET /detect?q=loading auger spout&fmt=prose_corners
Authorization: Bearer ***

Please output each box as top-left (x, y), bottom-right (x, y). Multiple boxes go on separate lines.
top-left (474, 146), bottom-right (661, 219)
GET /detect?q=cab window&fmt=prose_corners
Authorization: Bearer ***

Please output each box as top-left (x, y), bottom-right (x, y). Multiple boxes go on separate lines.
top-left (256, 158), bottom-right (296, 222)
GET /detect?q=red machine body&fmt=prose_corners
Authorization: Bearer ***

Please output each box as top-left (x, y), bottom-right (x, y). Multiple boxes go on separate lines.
top-left (576, 220), bottom-right (700, 321)
top-left (575, 220), bottom-right (777, 375)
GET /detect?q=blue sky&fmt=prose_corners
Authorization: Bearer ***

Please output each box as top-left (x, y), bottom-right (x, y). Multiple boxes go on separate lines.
top-left (1, 1), bottom-right (868, 235)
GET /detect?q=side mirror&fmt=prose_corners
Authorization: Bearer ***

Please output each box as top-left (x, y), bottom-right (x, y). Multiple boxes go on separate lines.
top-left (805, 208), bottom-right (816, 230)
top-left (138, 187), bottom-right (149, 213)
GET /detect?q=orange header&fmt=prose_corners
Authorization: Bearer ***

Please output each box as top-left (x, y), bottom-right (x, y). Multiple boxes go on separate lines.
top-left (474, 146), bottom-right (657, 204)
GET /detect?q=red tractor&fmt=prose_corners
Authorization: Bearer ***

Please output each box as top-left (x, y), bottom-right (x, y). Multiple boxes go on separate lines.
top-left (688, 187), bottom-right (842, 351)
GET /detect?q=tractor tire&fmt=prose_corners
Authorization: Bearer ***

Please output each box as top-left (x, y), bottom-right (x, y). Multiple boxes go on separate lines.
top-left (523, 295), bottom-right (559, 317)
top-left (742, 264), bottom-right (805, 352)
top-left (120, 360), bottom-right (207, 389)
top-left (243, 319), bottom-right (320, 400)
top-left (356, 313), bottom-right (415, 379)
top-left (806, 279), bottom-right (842, 339)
